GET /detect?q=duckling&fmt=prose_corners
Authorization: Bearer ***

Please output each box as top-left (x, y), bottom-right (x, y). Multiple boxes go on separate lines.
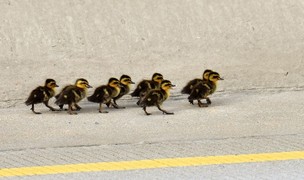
top-left (131, 73), bottom-right (164, 105)
top-left (106, 75), bottom-right (135, 108)
top-left (188, 72), bottom-right (223, 107)
top-left (55, 80), bottom-right (83, 111)
top-left (181, 69), bottom-right (213, 94)
top-left (87, 77), bottom-right (121, 113)
top-left (181, 69), bottom-right (213, 104)
top-left (55, 78), bottom-right (92, 115)
top-left (25, 79), bottom-right (59, 114)
top-left (139, 80), bottom-right (175, 115)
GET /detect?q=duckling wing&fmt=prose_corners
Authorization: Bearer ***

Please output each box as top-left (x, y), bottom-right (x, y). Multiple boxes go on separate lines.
top-left (87, 86), bottom-right (110, 103)
top-left (55, 85), bottom-right (72, 99)
top-left (131, 80), bottom-right (150, 97)
top-left (188, 83), bottom-right (211, 100)
top-left (140, 90), bottom-right (163, 106)
top-left (181, 79), bottom-right (202, 94)
top-left (55, 86), bottom-right (82, 105)
top-left (25, 86), bottom-right (46, 105)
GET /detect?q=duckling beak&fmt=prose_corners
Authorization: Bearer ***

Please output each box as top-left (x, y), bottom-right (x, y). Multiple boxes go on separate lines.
top-left (55, 84), bottom-right (59, 87)
top-left (130, 81), bottom-right (135, 84)
top-left (219, 77), bottom-right (224, 80)
top-left (171, 84), bottom-right (176, 89)
top-left (87, 84), bottom-right (93, 88)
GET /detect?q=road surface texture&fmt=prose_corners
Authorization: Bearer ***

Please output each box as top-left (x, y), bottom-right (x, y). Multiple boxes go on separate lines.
top-left (1, 0), bottom-right (304, 179)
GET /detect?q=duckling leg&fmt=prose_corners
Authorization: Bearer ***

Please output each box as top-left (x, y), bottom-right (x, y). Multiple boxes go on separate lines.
top-left (105, 102), bottom-right (111, 108)
top-left (136, 100), bottom-right (140, 106)
top-left (113, 99), bottom-right (125, 109)
top-left (156, 104), bottom-right (174, 115)
top-left (58, 104), bottom-right (65, 110)
top-left (143, 106), bottom-right (151, 115)
top-left (137, 92), bottom-right (146, 106)
top-left (99, 103), bottom-right (108, 113)
top-left (68, 103), bottom-right (77, 115)
top-left (43, 101), bottom-right (58, 111)
top-left (206, 98), bottom-right (212, 104)
top-left (189, 99), bottom-right (194, 105)
top-left (31, 104), bottom-right (41, 114)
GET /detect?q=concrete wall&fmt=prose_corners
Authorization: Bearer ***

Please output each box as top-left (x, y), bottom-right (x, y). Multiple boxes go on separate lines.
top-left (1, 0), bottom-right (304, 107)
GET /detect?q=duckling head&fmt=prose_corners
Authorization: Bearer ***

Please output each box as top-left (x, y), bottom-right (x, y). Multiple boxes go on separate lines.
top-left (152, 73), bottom-right (163, 84)
top-left (108, 77), bottom-right (120, 88)
top-left (45, 79), bottom-right (59, 89)
top-left (202, 69), bottom-right (213, 81)
top-left (208, 72), bottom-right (224, 83)
top-left (161, 80), bottom-right (175, 97)
top-left (120, 75), bottom-right (135, 85)
top-left (75, 78), bottom-right (92, 89)
top-left (161, 80), bottom-right (175, 90)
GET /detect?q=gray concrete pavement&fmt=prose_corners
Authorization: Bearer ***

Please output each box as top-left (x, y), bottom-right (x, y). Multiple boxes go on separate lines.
top-left (1, 0), bottom-right (304, 178)
top-left (1, 89), bottom-right (304, 179)
top-left (1, 90), bottom-right (303, 151)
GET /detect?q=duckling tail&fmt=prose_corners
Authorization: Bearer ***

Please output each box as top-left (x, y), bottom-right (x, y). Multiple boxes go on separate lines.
top-left (130, 87), bottom-right (141, 97)
top-left (25, 99), bottom-right (33, 106)
top-left (181, 86), bottom-right (190, 94)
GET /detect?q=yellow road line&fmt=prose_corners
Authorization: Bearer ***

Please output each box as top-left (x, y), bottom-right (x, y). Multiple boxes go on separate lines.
top-left (0, 151), bottom-right (303, 177)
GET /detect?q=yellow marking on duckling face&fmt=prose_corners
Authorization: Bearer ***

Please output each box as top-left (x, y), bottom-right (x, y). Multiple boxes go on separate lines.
top-left (109, 81), bottom-right (120, 87)
top-left (209, 73), bottom-right (221, 83)
top-left (64, 95), bottom-right (67, 99)
top-left (203, 72), bottom-right (211, 80)
top-left (161, 83), bottom-right (173, 97)
top-left (153, 75), bottom-right (163, 83)
top-left (110, 81), bottom-right (121, 96)
top-left (76, 80), bottom-right (90, 89)
top-left (121, 78), bottom-right (131, 85)
top-left (47, 81), bottom-right (58, 89)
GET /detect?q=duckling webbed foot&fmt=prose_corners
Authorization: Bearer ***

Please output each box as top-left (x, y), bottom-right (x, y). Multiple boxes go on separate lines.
top-left (206, 98), bottom-right (212, 104)
top-left (143, 106), bottom-right (151, 115)
top-left (157, 104), bottom-right (174, 115)
top-left (58, 104), bottom-right (65, 110)
top-left (136, 100), bottom-right (141, 106)
top-left (68, 104), bottom-right (77, 115)
top-left (198, 100), bottom-right (208, 107)
top-left (30, 104), bottom-right (41, 114)
top-left (113, 100), bottom-right (125, 109)
top-left (99, 103), bottom-right (109, 113)
top-left (189, 99), bottom-right (194, 105)
top-left (75, 104), bottom-right (82, 111)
